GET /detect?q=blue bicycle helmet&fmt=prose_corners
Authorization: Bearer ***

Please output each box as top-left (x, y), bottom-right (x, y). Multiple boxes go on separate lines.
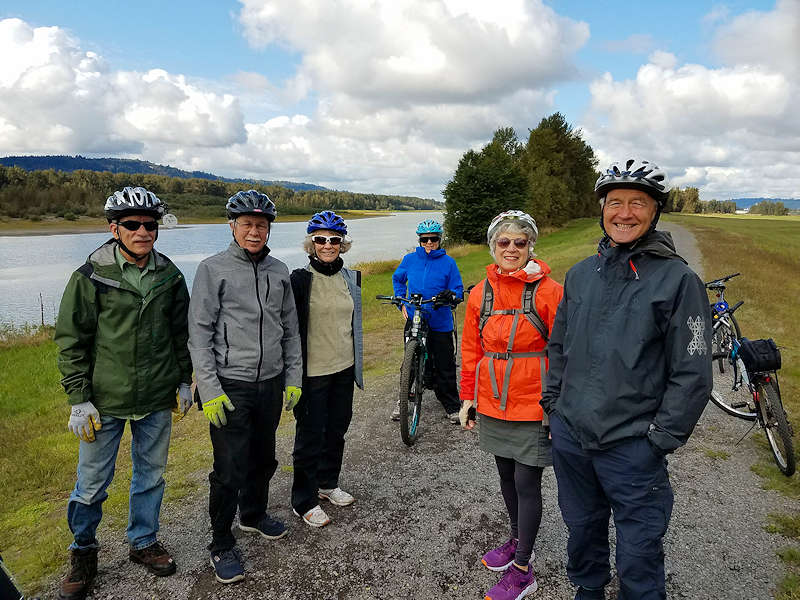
top-left (307, 210), bottom-right (347, 235)
top-left (226, 190), bottom-right (277, 221)
top-left (416, 219), bottom-right (443, 235)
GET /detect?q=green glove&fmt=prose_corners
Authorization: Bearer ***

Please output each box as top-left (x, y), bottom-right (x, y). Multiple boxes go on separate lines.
top-left (284, 386), bottom-right (302, 411)
top-left (203, 394), bottom-right (235, 428)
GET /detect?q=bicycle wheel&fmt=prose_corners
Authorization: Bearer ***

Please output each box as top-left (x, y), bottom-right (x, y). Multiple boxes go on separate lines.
top-left (399, 339), bottom-right (423, 446)
top-left (756, 379), bottom-right (795, 476)
top-left (712, 315), bottom-right (740, 374)
top-left (709, 356), bottom-right (758, 421)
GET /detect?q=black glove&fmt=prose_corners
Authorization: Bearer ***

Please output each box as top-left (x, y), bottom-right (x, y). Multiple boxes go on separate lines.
top-left (434, 289), bottom-right (458, 308)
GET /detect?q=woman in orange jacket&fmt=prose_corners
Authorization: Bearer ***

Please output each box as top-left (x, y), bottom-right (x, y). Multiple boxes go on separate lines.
top-left (459, 210), bottom-right (563, 600)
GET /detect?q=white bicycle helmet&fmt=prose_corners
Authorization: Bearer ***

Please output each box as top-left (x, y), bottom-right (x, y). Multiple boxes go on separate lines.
top-left (104, 187), bottom-right (166, 222)
top-left (486, 210), bottom-right (538, 246)
top-left (594, 159), bottom-right (669, 205)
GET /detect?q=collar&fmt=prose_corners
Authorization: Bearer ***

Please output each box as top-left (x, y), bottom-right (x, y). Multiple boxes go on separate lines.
top-left (114, 245), bottom-right (154, 272)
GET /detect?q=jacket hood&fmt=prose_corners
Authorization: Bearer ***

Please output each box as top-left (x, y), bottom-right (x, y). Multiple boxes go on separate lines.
top-left (414, 246), bottom-right (446, 259)
top-left (599, 230), bottom-right (686, 264)
top-left (486, 257), bottom-right (551, 285)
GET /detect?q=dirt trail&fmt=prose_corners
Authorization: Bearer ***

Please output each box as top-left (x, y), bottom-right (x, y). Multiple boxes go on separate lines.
top-left (51, 222), bottom-right (798, 600)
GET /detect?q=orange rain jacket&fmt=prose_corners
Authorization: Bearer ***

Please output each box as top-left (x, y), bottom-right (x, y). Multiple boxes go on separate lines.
top-left (460, 259), bottom-right (563, 422)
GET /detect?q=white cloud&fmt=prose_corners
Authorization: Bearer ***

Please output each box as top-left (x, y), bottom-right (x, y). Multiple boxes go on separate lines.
top-left (585, 1), bottom-right (800, 200)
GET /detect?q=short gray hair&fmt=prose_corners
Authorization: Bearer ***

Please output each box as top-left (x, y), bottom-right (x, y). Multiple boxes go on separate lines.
top-left (489, 222), bottom-right (535, 260)
top-left (302, 233), bottom-right (352, 255)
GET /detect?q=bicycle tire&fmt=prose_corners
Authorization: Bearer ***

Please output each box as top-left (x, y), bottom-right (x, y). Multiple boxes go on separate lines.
top-left (709, 356), bottom-right (758, 421)
top-left (757, 379), bottom-right (795, 476)
top-left (399, 339), bottom-right (423, 446)
top-left (712, 315), bottom-right (741, 374)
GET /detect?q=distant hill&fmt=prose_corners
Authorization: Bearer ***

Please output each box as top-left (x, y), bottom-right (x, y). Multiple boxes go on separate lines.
top-left (0, 155), bottom-right (328, 193)
top-left (732, 197), bottom-right (800, 210)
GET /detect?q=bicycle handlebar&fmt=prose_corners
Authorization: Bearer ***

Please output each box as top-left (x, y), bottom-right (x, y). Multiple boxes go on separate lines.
top-left (704, 272), bottom-right (741, 287)
top-left (375, 294), bottom-right (438, 307)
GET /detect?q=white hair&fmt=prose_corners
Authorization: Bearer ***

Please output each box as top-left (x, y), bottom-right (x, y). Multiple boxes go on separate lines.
top-left (302, 232), bottom-right (352, 255)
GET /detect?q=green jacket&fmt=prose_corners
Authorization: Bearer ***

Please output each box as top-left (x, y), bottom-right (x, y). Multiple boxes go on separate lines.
top-left (55, 239), bottom-right (192, 417)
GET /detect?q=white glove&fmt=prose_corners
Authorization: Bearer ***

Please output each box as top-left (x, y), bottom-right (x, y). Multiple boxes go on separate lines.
top-left (174, 383), bottom-right (192, 420)
top-left (68, 401), bottom-right (101, 442)
top-left (459, 399), bottom-right (476, 430)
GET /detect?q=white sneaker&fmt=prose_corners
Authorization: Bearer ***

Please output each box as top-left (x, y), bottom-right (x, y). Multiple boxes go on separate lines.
top-left (447, 412), bottom-right (460, 424)
top-left (318, 487), bottom-right (356, 506)
top-left (390, 401), bottom-right (400, 421)
top-left (293, 505), bottom-right (331, 528)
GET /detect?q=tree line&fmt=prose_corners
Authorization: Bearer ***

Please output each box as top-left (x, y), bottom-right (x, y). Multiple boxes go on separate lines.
top-left (0, 166), bottom-right (439, 220)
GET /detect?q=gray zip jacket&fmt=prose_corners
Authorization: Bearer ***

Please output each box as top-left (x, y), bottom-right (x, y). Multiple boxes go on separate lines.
top-left (188, 241), bottom-right (302, 402)
top-left (541, 231), bottom-right (713, 453)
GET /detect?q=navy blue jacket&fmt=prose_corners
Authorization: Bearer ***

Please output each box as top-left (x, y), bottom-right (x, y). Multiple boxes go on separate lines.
top-left (392, 247), bottom-right (464, 332)
top-left (541, 231), bottom-right (713, 453)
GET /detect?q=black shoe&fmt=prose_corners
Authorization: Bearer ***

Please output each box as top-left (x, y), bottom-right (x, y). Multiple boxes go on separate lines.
top-left (58, 548), bottom-right (98, 600)
top-left (129, 541), bottom-right (177, 577)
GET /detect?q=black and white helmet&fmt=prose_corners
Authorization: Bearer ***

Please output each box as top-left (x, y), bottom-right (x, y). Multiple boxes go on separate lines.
top-left (104, 187), bottom-right (166, 222)
top-left (226, 190), bottom-right (277, 221)
top-left (595, 159), bottom-right (670, 205)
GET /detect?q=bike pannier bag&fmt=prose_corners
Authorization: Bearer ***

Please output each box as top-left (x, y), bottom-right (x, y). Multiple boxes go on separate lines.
top-left (738, 337), bottom-right (781, 372)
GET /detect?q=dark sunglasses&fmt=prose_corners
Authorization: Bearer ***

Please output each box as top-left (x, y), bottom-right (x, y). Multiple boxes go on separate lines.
top-left (117, 220), bottom-right (158, 232)
top-left (419, 236), bottom-right (440, 244)
top-left (496, 237), bottom-right (528, 249)
top-left (312, 235), bottom-right (343, 246)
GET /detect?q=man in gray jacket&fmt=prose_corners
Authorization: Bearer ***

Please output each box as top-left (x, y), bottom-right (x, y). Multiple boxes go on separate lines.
top-left (541, 160), bottom-right (712, 600)
top-left (188, 190), bottom-right (302, 585)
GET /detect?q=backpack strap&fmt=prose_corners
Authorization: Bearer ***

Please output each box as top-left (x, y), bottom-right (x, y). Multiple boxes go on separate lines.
top-left (521, 279), bottom-right (548, 343)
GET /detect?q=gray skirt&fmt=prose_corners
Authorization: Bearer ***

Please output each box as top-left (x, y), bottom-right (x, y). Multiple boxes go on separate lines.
top-left (479, 414), bottom-right (553, 468)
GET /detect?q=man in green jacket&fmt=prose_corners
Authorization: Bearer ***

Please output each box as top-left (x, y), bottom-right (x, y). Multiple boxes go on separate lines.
top-left (54, 187), bottom-right (193, 600)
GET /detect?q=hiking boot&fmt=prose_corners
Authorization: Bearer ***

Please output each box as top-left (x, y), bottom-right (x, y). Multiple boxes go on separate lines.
top-left (318, 487), bottom-right (355, 506)
top-left (485, 563), bottom-right (537, 600)
top-left (293, 505), bottom-right (331, 528)
top-left (239, 514), bottom-right (287, 540)
top-left (390, 400), bottom-right (401, 421)
top-left (129, 541), bottom-right (176, 577)
top-left (209, 547), bottom-right (244, 584)
top-left (58, 547), bottom-right (98, 600)
top-left (481, 538), bottom-right (518, 572)
top-left (575, 586), bottom-right (605, 600)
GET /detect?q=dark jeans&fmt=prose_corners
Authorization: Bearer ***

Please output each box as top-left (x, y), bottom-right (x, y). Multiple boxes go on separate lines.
top-left (291, 366), bottom-right (354, 514)
top-left (495, 456), bottom-right (544, 566)
top-left (550, 413), bottom-right (674, 600)
top-left (405, 321), bottom-right (460, 414)
top-left (208, 375), bottom-right (283, 553)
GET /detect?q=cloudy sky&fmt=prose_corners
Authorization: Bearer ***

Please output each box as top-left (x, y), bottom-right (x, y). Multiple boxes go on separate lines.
top-left (1, 0), bottom-right (798, 200)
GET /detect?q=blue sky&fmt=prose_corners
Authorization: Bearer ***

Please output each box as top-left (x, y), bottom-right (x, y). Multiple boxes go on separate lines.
top-left (0, 0), bottom-right (796, 200)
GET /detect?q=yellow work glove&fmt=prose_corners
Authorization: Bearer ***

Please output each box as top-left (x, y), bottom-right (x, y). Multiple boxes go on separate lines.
top-left (284, 386), bottom-right (302, 411)
top-left (68, 401), bottom-right (102, 442)
top-left (459, 399), bottom-right (476, 430)
top-left (203, 394), bottom-right (235, 428)
top-left (173, 383), bottom-right (193, 421)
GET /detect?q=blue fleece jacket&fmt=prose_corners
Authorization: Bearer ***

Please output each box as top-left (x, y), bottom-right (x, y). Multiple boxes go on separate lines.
top-left (392, 246), bottom-right (464, 332)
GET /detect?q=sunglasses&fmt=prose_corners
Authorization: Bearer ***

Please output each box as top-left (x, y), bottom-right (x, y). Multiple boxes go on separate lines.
top-left (312, 235), bottom-right (343, 246)
top-left (496, 237), bottom-right (528, 249)
top-left (419, 236), bottom-right (440, 244)
top-left (117, 220), bottom-right (158, 232)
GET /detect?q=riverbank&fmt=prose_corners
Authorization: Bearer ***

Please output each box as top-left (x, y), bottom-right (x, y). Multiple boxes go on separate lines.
top-left (0, 210), bottom-right (400, 237)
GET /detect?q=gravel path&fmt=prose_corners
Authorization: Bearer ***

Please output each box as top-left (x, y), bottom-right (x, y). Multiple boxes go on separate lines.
top-left (51, 222), bottom-right (797, 600)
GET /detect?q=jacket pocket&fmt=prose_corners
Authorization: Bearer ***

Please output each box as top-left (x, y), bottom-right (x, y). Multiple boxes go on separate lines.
top-left (223, 322), bottom-right (230, 367)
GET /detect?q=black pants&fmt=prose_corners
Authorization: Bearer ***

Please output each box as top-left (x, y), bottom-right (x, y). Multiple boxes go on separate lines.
top-left (208, 375), bottom-right (283, 553)
top-left (495, 456), bottom-right (544, 566)
top-left (291, 366), bottom-right (355, 515)
top-left (405, 321), bottom-right (460, 414)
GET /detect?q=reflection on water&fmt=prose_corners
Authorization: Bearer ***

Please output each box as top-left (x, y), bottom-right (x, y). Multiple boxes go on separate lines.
top-left (0, 212), bottom-right (442, 326)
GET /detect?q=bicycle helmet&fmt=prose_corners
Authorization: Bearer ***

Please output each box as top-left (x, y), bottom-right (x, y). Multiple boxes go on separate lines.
top-left (104, 187), bottom-right (166, 222)
top-left (225, 190), bottom-right (277, 221)
top-left (594, 159), bottom-right (669, 205)
top-left (307, 210), bottom-right (347, 235)
top-left (486, 210), bottom-right (538, 246)
top-left (416, 219), bottom-right (443, 235)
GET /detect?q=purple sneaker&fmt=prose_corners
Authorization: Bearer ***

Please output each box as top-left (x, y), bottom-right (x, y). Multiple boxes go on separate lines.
top-left (481, 538), bottom-right (518, 572)
top-left (485, 563), bottom-right (537, 600)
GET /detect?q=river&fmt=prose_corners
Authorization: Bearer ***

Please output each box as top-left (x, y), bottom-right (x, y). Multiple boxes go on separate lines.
top-left (0, 211), bottom-right (442, 327)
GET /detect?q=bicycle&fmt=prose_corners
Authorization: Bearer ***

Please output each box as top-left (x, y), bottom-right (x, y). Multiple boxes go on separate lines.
top-left (705, 272), bottom-right (742, 374)
top-left (709, 301), bottom-right (795, 476)
top-left (375, 293), bottom-right (459, 446)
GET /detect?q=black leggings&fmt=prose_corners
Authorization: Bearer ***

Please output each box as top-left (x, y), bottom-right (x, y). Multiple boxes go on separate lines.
top-left (495, 456), bottom-right (544, 566)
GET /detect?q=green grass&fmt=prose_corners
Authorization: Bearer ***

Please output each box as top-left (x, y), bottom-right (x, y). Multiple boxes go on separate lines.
top-left (0, 216), bottom-right (632, 594)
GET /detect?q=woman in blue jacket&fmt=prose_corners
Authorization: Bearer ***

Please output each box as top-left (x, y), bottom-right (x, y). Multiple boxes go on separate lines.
top-left (391, 219), bottom-right (464, 423)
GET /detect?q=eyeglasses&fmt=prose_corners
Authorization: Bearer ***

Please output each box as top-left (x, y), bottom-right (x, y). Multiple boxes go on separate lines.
top-left (312, 235), bottom-right (343, 246)
top-left (495, 237), bottom-right (528, 249)
top-left (117, 220), bottom-right (158, 232)
top-left (419, 236), bottom-right (440, 244)
top-left (235, 220), bottom-right (269, 232)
